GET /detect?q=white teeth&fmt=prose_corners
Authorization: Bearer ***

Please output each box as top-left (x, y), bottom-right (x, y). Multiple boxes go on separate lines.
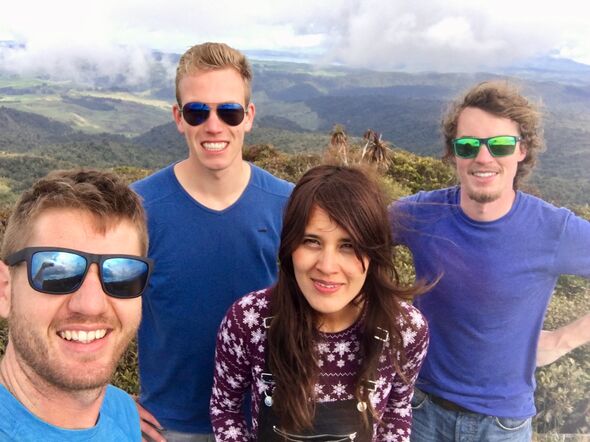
top-left (202, 142), bottom-right (226, 151)
top-left (316, 281), bottom-right (338, 288)
top-left (59, 329), bottom-right (107, 344)
top-left (473, 172), bottom-right (496, 177)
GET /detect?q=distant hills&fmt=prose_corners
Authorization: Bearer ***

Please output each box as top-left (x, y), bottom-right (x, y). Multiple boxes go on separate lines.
top-left (1, 53), bottom-right (589, 206)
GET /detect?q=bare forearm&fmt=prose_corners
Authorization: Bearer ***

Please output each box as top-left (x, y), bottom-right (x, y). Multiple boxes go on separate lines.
top-left (552, 314), bottom-right (590, 350)
top-left (537, 313), bottom-right (590, 366)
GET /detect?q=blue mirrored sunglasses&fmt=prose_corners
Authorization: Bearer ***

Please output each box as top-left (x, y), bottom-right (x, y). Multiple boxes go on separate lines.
top-left (5, 247), bottom-right (153, 299)
top-left (180, 102), bottom-right (246, 126)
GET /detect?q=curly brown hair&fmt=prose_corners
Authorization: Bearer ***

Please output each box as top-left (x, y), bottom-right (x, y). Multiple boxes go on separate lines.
top-left (441, 81), bottom-right (544, 189)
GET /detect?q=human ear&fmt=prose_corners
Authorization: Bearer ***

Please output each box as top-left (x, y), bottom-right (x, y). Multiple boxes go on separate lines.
top-left (517, 143), bottom-right (527, 162)
top-left (172, 104), bottom-right (185, 134)
top-left (244, 102), bottom-right (256, 133)
top-left (0, 262), bottom-right (12, 319)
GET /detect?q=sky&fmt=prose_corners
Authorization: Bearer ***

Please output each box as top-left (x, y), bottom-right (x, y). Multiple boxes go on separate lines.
top-left (1, 0), bottom-right (589, 83)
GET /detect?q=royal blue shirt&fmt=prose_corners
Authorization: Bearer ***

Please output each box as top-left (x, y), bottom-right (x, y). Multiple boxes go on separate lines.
top-left (0, 384), bottom-right (141, 441)
top-left (392, 187), bottom-right (590, 418)
top-left (132, 163), bottom-right (293, 432)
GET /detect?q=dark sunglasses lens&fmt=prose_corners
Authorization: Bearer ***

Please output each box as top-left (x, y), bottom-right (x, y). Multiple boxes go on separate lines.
top-left (217, 103), bottom-right (245, 126)
top-left (30, 251), bottom-right (87, 294)
top-left (182, 103), bottom-right (209, 126)
top-left (487, 136), bottom-right (517, 156)
top-left (102, 258), bottom-right (149, 298)
top-left (454, 138), bottom-right (480, 158)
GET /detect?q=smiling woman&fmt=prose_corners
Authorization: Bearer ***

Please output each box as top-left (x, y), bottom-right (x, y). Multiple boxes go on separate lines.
top-left (210, 164), bottom-right (430, 442)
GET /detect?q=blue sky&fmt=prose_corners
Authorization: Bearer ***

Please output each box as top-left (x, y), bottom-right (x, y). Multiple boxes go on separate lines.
top-left (1, 0), bottom-right (589, 77)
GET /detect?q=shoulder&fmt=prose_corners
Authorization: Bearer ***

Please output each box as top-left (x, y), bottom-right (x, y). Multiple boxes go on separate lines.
top-left (390, 188), bottom-right (458, 240)
top-left (249, 164), bottom-right (294, 199)
top-left (223, 288), bottom-right (273, 330)
top-left (102, 384), bottom-right (139, 414)
top-left (0, 386), bottom-right (18, 434)
top-left (518, 192), bottom-right (573, 217)
top-left (101, 385), bottom-right (141, 440)
top-left (517, 192), bottom-right (587, 229)
top-left (217, 288), bottom-right (273, 364)
top-left (398, 301), bottom-right (429, 347)
top-left (391, 187), bottom-right (457, 221)
top-left (398, 187), bottom-right (456, 207)
top-left (131, 164), bottom-right (177, 203)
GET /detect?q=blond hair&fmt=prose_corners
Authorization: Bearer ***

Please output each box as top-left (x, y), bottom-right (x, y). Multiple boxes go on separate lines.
top-left (175, 42), bottom-right (252, 106)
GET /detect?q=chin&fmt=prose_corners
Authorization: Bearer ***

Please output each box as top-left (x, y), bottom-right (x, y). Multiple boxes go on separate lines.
top-left (467, 190), bottom-right (501, 204)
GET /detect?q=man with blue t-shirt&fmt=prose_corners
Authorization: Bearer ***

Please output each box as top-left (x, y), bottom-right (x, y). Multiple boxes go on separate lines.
top-left (132, 42), bottom-right (293, 442)
top-left (392, 81), bottom-right (590, 441)
top-left (0, 169), bottom-right (148, 441)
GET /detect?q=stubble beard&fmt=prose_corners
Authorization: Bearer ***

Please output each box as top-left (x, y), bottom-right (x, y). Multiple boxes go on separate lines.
top-left (466, 188), bottom-right (502, 204)
top-left (8, 308), bottom-right (132, 393)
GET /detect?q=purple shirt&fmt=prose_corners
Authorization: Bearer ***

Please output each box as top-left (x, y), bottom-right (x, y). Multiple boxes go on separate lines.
top-left (211, 288), bottom-right (429, 441)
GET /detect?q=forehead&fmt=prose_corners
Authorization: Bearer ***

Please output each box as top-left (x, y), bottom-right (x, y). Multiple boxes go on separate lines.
top-left (456, 107), bottom-right (519, 137)
top-left (27, 209), bottom-right (142, 255)
top-left (177, 68), bottom-right (247, 104)
top-left (305, 207), bottom-right (349, 237)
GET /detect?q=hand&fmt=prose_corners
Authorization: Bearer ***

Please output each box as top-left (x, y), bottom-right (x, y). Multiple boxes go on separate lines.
top-left (536, 330), bottom-right (564, 367)
top-left (135, 398), bottom-right (166, 442)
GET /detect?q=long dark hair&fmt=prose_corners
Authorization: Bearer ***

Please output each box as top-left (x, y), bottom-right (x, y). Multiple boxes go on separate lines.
top-left (267, 165), bottom-right (426, 432)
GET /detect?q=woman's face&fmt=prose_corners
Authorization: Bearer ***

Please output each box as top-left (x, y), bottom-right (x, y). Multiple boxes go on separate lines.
top-left (292, 206), bottom-right (369, 333)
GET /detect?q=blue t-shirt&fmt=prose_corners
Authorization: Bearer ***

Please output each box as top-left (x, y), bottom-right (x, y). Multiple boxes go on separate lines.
top-left (0, 384), bottom-right (141, 441)
top-left (392, 187), bottom-right (590, 419)
top-left (132, 163), bottom-right (293, 433)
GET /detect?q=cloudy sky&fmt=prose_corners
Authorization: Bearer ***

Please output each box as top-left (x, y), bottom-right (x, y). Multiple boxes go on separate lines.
top-left (1, 0), bottom-right (589, 80)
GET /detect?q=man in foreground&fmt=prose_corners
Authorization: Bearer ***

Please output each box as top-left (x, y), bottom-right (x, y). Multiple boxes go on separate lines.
top-left (393, 81), bottom-right (590, 441)
top-left (0, 169), bottom-right (151, 441)
top-left (132, 42), bottom-right (292, 441)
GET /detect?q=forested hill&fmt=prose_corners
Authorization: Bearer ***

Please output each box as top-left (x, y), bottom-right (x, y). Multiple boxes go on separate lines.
top-left (1, 57), bottom-right (590, 206)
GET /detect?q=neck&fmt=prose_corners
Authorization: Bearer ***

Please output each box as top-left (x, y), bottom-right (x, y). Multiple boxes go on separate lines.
top-left (0, 347), bottom-right (105, 429)
top-left (318, 302), bottom-right (363, 333)
top-left (459, 188), bottom-right (517, 222)
top-left (174, 159), bottom-right (251, 210)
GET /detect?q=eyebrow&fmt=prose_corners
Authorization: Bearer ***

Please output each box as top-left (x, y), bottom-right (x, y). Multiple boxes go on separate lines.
top-left (302, 233), bottom-right (354, 243)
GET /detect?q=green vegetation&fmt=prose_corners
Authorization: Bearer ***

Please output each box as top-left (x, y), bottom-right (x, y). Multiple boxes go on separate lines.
top-left (0, 138), bottom-right (587, 435)
top-left (2, 63), bottom-right (590, 205)
top-left (0, 63), bottom-right (588, 434)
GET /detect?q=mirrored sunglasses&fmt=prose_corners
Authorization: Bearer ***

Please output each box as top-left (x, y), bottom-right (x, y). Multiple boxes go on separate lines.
top-left (181, 102), bottom-right (246, 127)
top-left (452, 136), bottom-right (521, 159)
top-left (5, 247), bottom-right (153, 299)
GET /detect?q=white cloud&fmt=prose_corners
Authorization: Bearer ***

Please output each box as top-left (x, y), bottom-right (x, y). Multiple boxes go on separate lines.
top-left (0, 0), bottom-right (589, 81)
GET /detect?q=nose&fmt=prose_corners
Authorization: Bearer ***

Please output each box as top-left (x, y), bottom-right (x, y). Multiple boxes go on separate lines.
top-left (66, 263), bottom-right (108, 316)
top-left (315, 248), bottom-right (339, 275)
top-left (203, 107), bottom-right (224, 133)
top-left (474, 141), bottom-right (495, 162)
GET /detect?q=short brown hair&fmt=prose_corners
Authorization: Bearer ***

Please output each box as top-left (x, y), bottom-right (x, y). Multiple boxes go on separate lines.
top-left (175, 42), bottom-right (253, 106)
top-left (1, 169), bottom-right (148, 259)
top-left (442, 81), bottom-right (544, 188)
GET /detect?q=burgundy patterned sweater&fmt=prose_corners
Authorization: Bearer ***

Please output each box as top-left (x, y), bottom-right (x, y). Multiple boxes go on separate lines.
top-left (210, 288), bottom-right (429, 441)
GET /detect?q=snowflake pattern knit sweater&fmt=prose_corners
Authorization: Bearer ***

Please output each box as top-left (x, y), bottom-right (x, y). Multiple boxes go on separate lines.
top-left (210, 288), bottom-right (429, 441)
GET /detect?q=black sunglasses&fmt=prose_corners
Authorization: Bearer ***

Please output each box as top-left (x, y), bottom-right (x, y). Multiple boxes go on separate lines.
top-left (452, 135), bottom-right (521, 159)
top-left (180, 102), bottom-right (246, 127)
top-left (5, 247), bottom-right (153, 299)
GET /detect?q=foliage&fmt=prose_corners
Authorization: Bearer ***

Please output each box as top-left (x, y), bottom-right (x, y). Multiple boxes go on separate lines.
top-left (386, 148), bottom-right (456, 193)
top-left (534, 277), bottom-right (590, 434)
